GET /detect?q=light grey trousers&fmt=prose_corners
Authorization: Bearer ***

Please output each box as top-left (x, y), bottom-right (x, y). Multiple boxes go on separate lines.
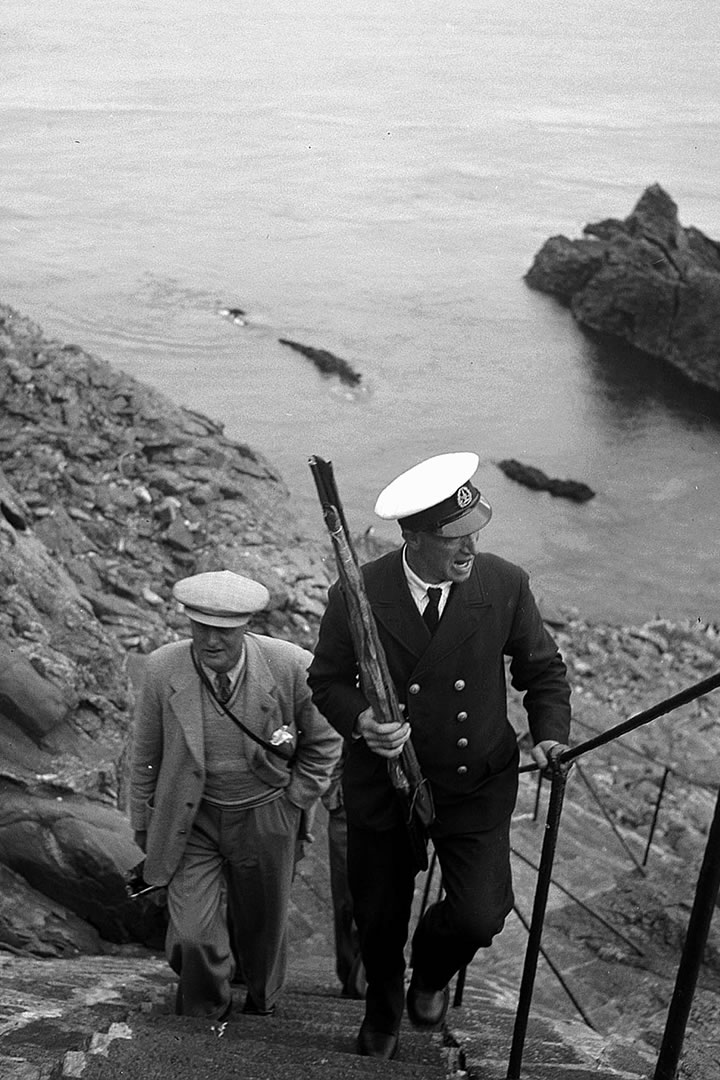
top-left (166, 795), bottom-right (301, 1019)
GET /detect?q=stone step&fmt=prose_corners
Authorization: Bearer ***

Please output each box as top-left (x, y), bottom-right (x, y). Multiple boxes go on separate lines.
top-left (71, 991), bottom-right (448, 1080)
top-left (448, 993), bottom-right (656, 1080)
top-left (0, 956), bottom-right (660, 1080)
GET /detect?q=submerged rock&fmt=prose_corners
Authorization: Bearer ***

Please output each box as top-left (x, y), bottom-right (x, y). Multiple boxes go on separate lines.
top-left (278, 338), bottom-right (362, 386)
top-left (526, 185), bottom-right (720, 394)
top-left (497, 459), bottom-right (595, 502)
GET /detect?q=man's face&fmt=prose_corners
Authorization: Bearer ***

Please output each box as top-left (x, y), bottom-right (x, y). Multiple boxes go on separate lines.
top-left (190, 620), bottom-right (247, 673)
top-left (404, 528), bottom-right (482, 584)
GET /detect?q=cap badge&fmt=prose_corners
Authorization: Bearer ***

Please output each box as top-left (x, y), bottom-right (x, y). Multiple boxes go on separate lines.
top-left (456, 485), bottom-right (473, 509)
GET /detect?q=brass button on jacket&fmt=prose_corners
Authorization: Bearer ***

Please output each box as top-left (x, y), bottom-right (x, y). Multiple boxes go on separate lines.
top-left (409, 683), bottom-right (420, 695)
top-left (457, 737), bottom-right (468, 749)
top-left (454, 679), bottom-right (465, 691)
top-left (456, 711), bottom-right (468, 722)
top-left (457, 765), bottom-right (468, 775)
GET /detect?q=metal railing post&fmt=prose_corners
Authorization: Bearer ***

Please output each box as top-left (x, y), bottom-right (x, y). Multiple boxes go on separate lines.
top-left (643, 766), bottom-right (671, 867)
top-left (453, 964), bottom-right (467, 1008)
top-left (533, 770), bottom-right (543, 821)
top-left (507, 750), bottom-right (571, 1079)
top-left (654, 782), bottom-right (720, 1080)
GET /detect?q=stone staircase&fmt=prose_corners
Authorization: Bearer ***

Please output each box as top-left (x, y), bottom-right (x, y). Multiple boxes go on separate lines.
top-left (0, 784), bottom-right (694, 1080)
top-left (74, 980), bottom-right (450, 1080)
top-left (0, 952), bottom-right (657, 1080)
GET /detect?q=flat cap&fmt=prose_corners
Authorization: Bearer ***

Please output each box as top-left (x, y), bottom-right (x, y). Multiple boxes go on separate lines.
top-left (173, 570), bottom-right (269, 628)
top-left (374, 452), bottom-right (492, 537)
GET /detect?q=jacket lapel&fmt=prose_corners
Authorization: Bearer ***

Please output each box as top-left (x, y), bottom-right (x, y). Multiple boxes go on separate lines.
top-left (169, 654), bottom-right (205, 767)
top-left (369, 550), bottom-right (430, 660)
top-left (240, 636), bottom-right (281, 727)
top-left (415, 569), bottom-right (491, 672)
top-left (367, 549), bottom-right (494, 670)
top-left (169, 638), bottom-right (280, 764)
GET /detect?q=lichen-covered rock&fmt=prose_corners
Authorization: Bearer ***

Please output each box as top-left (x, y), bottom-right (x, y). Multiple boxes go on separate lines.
top-left (526, 185), bottom-right (720, 394)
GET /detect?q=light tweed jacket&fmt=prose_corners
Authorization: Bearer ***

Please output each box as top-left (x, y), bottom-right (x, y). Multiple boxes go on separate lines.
top-left (130, 633), bottom-right (343, 884)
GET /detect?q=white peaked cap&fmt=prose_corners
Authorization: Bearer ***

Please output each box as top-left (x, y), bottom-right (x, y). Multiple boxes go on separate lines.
top-left (374, 452), bottom-right (492, 537)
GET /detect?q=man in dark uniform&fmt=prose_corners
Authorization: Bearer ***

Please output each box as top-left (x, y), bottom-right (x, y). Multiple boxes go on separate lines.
top-left (307, 452), bottom-right (571, 1060)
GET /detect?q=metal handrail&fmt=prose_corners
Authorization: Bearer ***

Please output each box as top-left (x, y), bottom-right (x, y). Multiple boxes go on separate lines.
top-left (569, 712), bottom-right (708, 790)
top-left (558, 670), bottom-right (720, 766)
top-left (507, 749), bottom-right (571, 1079)
top-left (570, 712), bottom-right (714, 792)
top-left (506, 669), bottom-right (720, 1080)
top-left (654, 783), bottom-right (720, 1080)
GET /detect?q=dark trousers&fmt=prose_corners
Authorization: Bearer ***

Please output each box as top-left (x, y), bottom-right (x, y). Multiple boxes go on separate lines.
top-left (327, 804), bottom-right (361, 988)
top-left (347, 816), bottom-right (514, 1034)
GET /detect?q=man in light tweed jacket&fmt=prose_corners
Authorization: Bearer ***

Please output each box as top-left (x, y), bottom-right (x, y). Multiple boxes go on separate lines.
top-left (131, 569), bottom-right (342, 1021)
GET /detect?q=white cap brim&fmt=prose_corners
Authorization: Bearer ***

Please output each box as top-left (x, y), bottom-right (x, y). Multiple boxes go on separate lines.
top-left (374, 452), bottom-right (481, 520)
top-left (172, 570), bottom-right (269, 627)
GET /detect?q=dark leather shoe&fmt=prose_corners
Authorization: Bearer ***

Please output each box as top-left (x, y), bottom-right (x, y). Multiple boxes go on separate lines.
top-left (356, 1019), bottom-right (399, 1059)
top-left (406, 976), bottom-right (449, 1029)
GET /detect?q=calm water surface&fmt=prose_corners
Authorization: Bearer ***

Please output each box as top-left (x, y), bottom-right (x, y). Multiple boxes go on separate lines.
top-left (2, 0), bottom-right (719, 623)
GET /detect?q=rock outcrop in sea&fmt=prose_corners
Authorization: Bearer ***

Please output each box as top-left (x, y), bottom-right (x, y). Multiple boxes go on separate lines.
top-left (525, 185), bottom-right (720, 394)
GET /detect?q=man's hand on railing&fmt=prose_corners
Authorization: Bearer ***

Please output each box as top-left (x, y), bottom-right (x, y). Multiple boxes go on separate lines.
top-left (531, 740), bottom-right (571, 775)
top-left (354, 706), bottom-right (411, 758)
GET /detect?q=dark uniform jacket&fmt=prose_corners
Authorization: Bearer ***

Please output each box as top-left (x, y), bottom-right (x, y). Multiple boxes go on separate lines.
top-left (307, 548), bottom-right (571, 838)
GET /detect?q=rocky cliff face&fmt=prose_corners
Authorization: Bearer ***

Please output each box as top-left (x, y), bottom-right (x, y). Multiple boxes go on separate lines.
top-left (0, 303), bottom-right (335, 955)
top-left (525, 185), bottom-right (720, 394)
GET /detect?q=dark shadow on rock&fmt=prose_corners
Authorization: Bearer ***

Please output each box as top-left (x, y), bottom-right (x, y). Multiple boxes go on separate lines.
top-left (580, 328), bottom-right (720, 426)
top-left (497, 459), bottom-right (595, 502)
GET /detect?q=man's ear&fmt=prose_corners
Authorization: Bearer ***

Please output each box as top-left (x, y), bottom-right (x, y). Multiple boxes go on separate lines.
top-left (401, 527), bottom-right (420, 551)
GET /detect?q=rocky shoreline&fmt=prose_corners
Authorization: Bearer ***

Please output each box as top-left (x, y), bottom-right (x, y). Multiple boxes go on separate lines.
top-left (1, 302), bottom-right (719, 1024)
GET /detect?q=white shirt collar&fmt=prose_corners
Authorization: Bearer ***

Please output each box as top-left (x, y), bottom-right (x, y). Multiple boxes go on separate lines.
top-left (402, 547), bottom-right (453, 616)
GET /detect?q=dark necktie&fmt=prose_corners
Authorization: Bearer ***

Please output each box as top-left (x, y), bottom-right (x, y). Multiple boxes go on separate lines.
top-left (423, 587), bottom-right (441, 634)
top-left (215, 671), bottom-right (232, 704)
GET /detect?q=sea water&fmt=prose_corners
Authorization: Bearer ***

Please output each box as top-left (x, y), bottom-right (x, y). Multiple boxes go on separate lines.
top-left (2, 0), bottom-right (719, 623)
